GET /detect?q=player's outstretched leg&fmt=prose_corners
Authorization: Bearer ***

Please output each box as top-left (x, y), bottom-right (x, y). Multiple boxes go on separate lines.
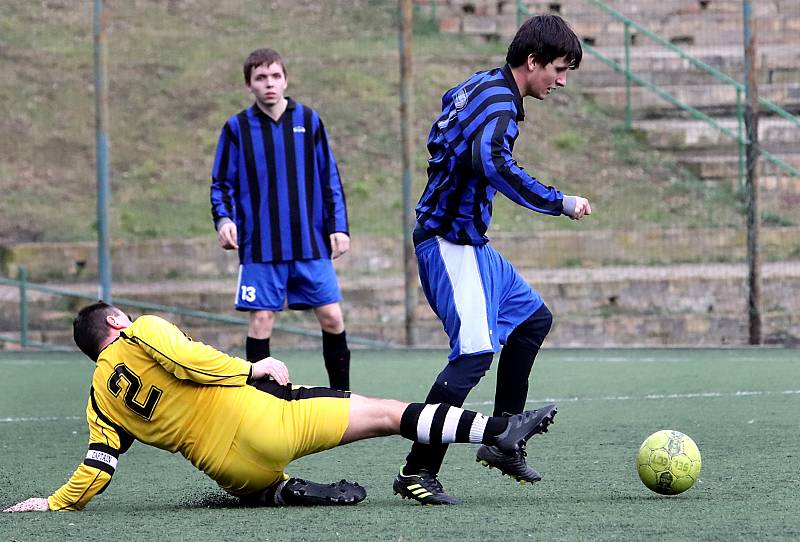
top-left (243, 478), bottom-right (367, 507)
top-left (477, 404), bottom-right (557, 483)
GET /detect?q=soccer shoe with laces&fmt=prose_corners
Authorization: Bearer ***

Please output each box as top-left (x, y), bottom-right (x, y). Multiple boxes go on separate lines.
top-left (277, 478), bottom-right (367, 506)
top-left (476, 445), bottom-right (542, 483)
top-left (393, 469), bottom-right (460, 505)
top-left (492, 404), bottom-right (558, 454)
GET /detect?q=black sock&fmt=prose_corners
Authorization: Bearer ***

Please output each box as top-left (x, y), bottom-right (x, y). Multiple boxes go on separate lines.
top-left (494, 342), bottom-right (535, 415)
top-left (493, 305), bottom-right (552, 416)
top-left (246, 337), bottom-right (270, 362)
top-left (322, 330), bottom-right (350, 391)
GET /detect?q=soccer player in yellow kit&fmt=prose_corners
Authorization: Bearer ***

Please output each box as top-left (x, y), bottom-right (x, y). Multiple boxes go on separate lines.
top-left (4, 302), bottom-right (558, 512)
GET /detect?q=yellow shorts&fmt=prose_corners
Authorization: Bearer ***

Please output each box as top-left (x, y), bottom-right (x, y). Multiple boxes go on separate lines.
top-left (215, 381), bottom-right (351, 496)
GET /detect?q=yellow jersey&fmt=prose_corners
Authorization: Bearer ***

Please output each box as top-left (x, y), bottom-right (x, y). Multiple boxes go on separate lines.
top-left (48, 315), bottom-right (256, 510)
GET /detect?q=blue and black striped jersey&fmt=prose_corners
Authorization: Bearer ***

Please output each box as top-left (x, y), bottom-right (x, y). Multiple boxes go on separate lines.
top-left (415, 64), bottom-right (565, 245)
top-left (211, 99), bottom-right (348, 263)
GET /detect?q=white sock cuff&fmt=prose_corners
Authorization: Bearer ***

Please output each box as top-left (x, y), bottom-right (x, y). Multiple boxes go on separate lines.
top-left (469, 413), bottom-right (489, 443)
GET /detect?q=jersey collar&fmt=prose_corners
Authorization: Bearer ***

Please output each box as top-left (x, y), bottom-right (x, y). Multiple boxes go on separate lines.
top-left (251, 97), bottom-right (297, 122)
top-left (501, 64), bottom-right (525, 122)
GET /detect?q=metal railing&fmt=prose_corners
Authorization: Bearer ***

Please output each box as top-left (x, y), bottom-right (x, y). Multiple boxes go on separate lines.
top-left (515, 0), bottom-right (800, 185)
top-left (0, 269), bottom-right (394, 351)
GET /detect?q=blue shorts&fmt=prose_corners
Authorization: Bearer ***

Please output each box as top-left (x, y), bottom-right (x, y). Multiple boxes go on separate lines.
top-left (416, 236), bottom-right (543, 361)
top-left (235, 260), bottom-right (342, 311)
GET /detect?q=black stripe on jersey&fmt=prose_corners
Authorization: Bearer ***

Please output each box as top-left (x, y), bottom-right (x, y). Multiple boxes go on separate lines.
top-left (428, 403), bottom-right (451, 446)
top-left (460, 91), bottom-right (514, 133)
top-left (260, 120), bottom-right (283, 261)
top-left (90, 387), bottom-right (135, 454)
top-left (316, 121), bottom-right (336, 238)
top-left (439, 162), bottom-right (469, 238)
top-left (215, 123), bottom-right (236, 220)
top-left (282, 115), bottom-right (303, 257)
top-left (250, 378), bottom-right (350, 401)
top-left (455, 410), bottom-right (477, 442)
top-left (237, 112), bottom-right (264, 262)
top-left (211, 123), bottom-right (233, 226)
top-left (489, 115), bottom-right (561, 213)
top-left (302, 107), bottom-right (321, 259)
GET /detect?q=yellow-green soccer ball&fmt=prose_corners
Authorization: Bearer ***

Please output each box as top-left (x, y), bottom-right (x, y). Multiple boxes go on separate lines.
top-left (637, 430), bottom-right (702, 495)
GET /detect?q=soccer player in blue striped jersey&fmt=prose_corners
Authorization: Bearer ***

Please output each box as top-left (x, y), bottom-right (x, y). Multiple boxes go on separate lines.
top-left (210, 49), bottom-right (351, 391)
top-left (393, 15), bottom-right (592, 505)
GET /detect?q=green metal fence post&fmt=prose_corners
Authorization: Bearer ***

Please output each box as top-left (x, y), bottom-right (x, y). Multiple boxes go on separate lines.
top-left (624, 21), bottom-right (632, 130)
top-left (18, 266), bottom-right (28, 348)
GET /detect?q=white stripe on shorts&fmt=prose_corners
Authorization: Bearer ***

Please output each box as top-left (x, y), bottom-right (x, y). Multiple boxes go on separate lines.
top-left (235, 264), bottom-right (244, 305)
top-left (436, 238), bottom-right (492, 355)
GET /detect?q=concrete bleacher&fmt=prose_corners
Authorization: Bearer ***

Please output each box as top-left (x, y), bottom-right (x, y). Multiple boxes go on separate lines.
top-left (420, 0), bottom-right (800, 189)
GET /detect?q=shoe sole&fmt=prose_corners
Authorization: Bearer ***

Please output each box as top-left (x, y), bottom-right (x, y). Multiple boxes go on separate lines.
top-left (284, 480), bottom-right (366, 506)
top-left (514, 404), bottom-right (557, 450)
top-left (476, 457), bottom-right (542, 484)
top-left (392, 481), bottom-right (459, 505)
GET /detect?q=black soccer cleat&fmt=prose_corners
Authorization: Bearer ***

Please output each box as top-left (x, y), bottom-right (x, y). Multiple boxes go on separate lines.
top-left (392, 468), bottom-right (460, 505)
top-left (476, 444), bottom-right (542, 484)
top-left (278, 478), bottom-right (367, 506)
top-left (493, 404), bottom-right (557, 454)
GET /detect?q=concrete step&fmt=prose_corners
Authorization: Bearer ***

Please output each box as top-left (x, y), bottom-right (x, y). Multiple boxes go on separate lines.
top-left (581, 83), bottom-right (800, 115)
top-left (577, 45), bottom-right (800, 87)
top-left (677, 152), bottom-right (800, 180)
top-left (632, 117), bottom-right (800, 149)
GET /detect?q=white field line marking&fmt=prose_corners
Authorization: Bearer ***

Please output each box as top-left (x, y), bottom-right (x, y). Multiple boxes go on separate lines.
top-left (464, 388), bottom-right (800, 407)
top-left (3, 393), bottom-right (798, 423)
top-left (1, 416), bottom-right (83, 423)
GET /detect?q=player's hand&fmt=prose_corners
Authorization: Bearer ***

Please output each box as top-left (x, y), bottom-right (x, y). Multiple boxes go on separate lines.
top-left (4, 497), bottom-right (49, 513)
top-left (251, 356), bottom-right (290, 386)
top-left (329, 232), bottom-right (350, 260)
top-left (218, 222), bottom-right (239, 250)
top-left (568, 197), bottom-right (592, 220)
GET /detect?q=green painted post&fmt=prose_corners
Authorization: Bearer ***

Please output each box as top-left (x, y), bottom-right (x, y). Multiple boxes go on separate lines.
top-left (624, 22), bottom-right (632, 130)
top-left (18, 267), bottom-right (28, 348)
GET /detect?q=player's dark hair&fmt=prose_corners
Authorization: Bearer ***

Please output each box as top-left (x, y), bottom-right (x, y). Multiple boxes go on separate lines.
top-left (243, 48), bottom-right (287, 84)
top-left (506, 14), bottom-right (582, 69)
top-left (73, 301), bottom-right (117, 361)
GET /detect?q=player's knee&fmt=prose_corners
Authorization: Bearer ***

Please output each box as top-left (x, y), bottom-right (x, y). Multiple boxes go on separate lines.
top-left (507, 304), bottom-right (553, 351)
top-left (250, 311), bottom-right (275, 334)
top-left (434, 353), bottom-right (493, 399)
top-left (316, 304), bottom-right (344, 333)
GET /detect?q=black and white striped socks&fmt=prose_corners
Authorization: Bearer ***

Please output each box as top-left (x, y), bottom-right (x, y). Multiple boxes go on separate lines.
top-left (399, 403), bottom-right (507, 445)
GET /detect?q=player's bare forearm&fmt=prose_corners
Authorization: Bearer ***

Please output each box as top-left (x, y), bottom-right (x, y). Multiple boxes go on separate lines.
top-left (3, 497), bottom-right (50, 513)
